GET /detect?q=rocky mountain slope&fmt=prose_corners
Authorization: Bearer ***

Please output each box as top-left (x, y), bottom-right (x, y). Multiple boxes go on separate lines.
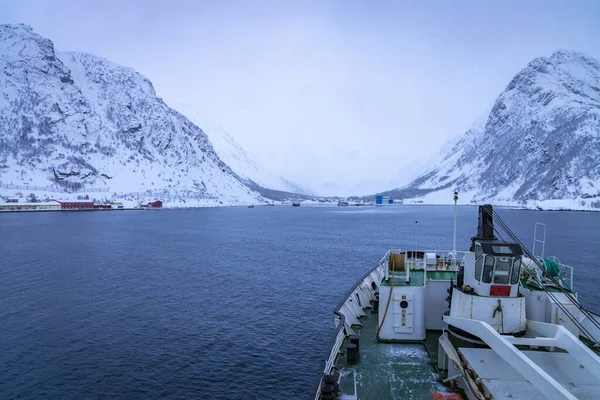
top-left (0, 23), bottom-right (264, 205)
top-left (167, 103), bottom-right (314, 196)
top-left (383, 50), bottom-right (600, 204)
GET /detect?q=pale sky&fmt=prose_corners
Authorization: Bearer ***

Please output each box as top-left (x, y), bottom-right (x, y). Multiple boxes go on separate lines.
top-left (2, 0), bottom-right (600, 196)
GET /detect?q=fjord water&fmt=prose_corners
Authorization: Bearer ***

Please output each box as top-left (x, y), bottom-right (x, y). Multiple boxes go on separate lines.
top-left (1, 206), bottom-right (599, 399)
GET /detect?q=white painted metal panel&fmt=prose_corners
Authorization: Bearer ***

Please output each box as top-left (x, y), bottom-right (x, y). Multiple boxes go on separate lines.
top-left (523, 286), bottom-right (550, 322)
top-left (580, 311), bottom-right (600, 344)
top-left (460, 348), bottom-right (600, 399)
top-left (545, 294), bottom-right (581, 337)
top-left (449, 290), bottom-right (526, 333)
top-left (425, 280), bottom-right (451, 330)
top-left (444, 316), bottom-right (576, 399)
top-left (378, 286), bottom-right (426, 341)
top-left (393, 293), bottom-right (414, 333)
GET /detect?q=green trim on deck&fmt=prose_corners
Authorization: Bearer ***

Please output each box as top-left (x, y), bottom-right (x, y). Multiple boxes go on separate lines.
top-left (381, 270), bottom-right (457, 287)
top-left (520, 279), bottom-right (576, 294)
top-left (426, 270), bottom-right (458, 281)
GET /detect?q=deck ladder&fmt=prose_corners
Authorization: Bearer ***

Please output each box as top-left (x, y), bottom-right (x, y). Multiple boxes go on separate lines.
top-left (532, 222), bottom-right (546, 260)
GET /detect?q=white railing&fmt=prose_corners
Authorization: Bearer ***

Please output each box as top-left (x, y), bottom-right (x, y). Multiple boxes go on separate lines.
top-left (415, 250), bottom-right (469, 268)
top-left (312, 260), bottom-right (385, 400)
top-left (531, 255), bottom-right (576, 292)
top-left (384, 249), bottom-right (465, 283)
top-left (547, 257), bottom-right (575, 291)
top-left (325, 314), bottom-right (347, 372)
top-left (561, 264), bottom-right (575, 291)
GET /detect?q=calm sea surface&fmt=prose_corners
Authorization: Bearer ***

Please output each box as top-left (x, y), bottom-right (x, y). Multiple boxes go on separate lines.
top-left (1, 205), bottom-right (599, 399)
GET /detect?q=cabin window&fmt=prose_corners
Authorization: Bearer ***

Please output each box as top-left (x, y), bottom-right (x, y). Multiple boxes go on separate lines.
top-left (475, 244), bottom-right (483, 281)
top-left (494, 256), bottom-right (512, 284)
top-left (511, 257), bottom-right (522, 284)
top-left (491, 245), bottom-right (513, 255)
top-left (482, 255), bottom-right (495, 283)
top-left (475, 244), bottom-right (483, 259)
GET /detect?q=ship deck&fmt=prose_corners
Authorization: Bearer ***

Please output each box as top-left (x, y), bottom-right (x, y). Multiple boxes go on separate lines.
top-left (335, 306), bottom-right (459, 400)
top-left (333, 306), bottom-right (600, 399)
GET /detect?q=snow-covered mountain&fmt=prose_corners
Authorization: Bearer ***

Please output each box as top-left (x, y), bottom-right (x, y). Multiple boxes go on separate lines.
top-left (0, 23), bottom-right (264, 205)
top-left (166, 103), bottom-right (313, 196)
top-left (383, 50), bottom-right (600, 205)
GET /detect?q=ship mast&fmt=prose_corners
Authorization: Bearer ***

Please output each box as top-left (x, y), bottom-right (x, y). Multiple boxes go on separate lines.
top-left (451, 190), bottom-right (458, 266)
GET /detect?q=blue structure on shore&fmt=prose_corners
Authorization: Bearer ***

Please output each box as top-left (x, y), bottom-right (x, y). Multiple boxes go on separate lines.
top-left (375, 195), bottom-right (393, 205)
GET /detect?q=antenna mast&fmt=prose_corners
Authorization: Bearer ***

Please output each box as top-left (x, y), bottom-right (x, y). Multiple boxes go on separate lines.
top-left (452, 191), bottom-right (458, 263)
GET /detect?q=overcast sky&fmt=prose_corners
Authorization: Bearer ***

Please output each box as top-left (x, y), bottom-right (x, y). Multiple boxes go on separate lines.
top-left (2, 0), bottom-right (600, 195)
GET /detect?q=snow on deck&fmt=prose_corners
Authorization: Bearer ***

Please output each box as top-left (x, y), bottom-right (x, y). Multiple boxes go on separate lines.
top-left (336, 312), bottom-right (447, 400)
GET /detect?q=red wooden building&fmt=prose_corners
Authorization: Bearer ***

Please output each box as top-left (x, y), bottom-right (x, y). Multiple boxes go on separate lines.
top-left (59, 200), bottom-right (94, 210)
top-left (142, 200), bottom-right (163, 208)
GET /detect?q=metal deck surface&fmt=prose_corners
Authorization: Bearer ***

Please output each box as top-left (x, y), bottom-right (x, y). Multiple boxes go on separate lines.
top-left (335, 309), bottom-right (451, 399)
top-left (460, 348), bottom-right (600, 399)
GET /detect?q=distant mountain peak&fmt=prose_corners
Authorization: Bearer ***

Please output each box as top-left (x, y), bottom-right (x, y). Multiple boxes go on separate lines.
top-left (549, 49), bottom-right (599, 64)
top-left (381, 50), bottom-right (600, 204)
top-left (1, 23), bottom-right (34, 32)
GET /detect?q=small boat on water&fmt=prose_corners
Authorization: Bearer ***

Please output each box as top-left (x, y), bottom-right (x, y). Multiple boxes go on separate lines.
top-left (314, 197), bottom-right (600, 400)
top-left (338, 201), bottom-right (349, 206)
top-left (292, 202), bottom-right (301, 207)
top-left (248, 205), bottom-right (255, 208)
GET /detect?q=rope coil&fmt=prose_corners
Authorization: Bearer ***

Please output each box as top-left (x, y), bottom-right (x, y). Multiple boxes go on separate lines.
top-left (376, 253), bottom-right (398, 336)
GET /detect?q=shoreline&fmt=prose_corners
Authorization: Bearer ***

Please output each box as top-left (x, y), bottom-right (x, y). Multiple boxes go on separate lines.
top-left (1, 203), bottom-right (598, 213)
top-left (0, 208), bottom-right (148, 213)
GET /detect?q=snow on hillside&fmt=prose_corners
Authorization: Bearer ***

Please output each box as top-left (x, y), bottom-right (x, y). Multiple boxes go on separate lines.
top-left (166, 102), bottom-right (313, 196)
top-left (383, 50), bottom-right (600, 210)
top-left (0, 24), bottom-right (264, 206)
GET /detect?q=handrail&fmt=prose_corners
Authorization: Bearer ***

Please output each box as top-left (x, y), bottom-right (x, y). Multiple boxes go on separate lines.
top-left (312, 261), bottom-right (384, 400)
top-left (385, 249), bottom-right (467, 272)
top-left (310, 311), bottom-right (346, 400)
top-left (387, 249), bottom-right (470, 256)
top-left (334, 261), bottom-right (384, 312)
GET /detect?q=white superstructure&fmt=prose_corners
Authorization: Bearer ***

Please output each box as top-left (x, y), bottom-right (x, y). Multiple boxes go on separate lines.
top-left (315, 203), bottom-right (600, 400)
top-left (438, 205), bottom-right (600, 399)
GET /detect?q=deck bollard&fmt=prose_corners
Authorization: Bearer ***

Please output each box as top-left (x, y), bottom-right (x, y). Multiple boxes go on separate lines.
top-left (346, 343), bottom-right (358, 363)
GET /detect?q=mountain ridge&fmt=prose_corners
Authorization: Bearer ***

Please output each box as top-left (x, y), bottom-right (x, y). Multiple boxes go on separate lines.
top-left (0, 23), bottom-right (296, 205)
top-left (380, 49), bottom-right (600, 205)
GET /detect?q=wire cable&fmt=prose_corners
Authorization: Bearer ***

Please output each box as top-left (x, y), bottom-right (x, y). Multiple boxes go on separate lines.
top-left (483, 206), bottom-right (600, 345)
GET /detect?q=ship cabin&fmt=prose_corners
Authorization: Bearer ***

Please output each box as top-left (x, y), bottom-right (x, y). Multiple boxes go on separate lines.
top-left (462, 240), bottom-right (523, 298)
top-left (447, 205), bottom-right (529, 337)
